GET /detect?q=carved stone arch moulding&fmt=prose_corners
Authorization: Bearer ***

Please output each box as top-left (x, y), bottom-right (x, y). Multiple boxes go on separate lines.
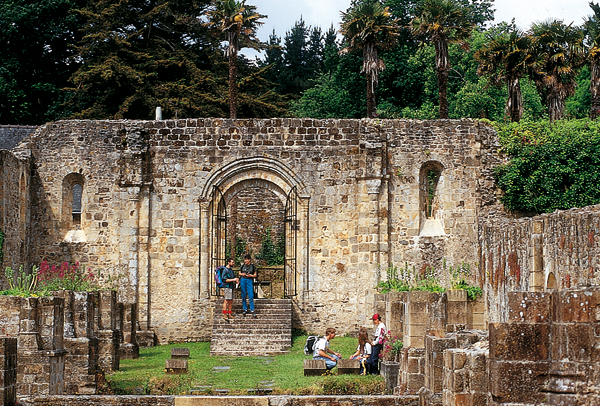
top-left (199, 156), bottom-right (308, 200)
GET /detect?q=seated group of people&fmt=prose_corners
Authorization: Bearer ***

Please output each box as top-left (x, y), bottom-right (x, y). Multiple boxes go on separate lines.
top-left (312, 313), bottom-right (387, 375)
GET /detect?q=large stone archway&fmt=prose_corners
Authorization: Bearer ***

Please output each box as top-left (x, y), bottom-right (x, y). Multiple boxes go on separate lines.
top-left (198, 156), bottom-right (309, 298)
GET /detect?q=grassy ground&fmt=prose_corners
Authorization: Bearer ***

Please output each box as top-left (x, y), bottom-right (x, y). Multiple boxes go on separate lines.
top-left (106, 335), bottom-right (384, 395)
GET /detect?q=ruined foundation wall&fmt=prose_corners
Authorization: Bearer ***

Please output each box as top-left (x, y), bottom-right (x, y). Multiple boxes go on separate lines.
top-left (9, 118), bottom-right (499, 342)
top-left (481, 205), bottom-right (600, 323)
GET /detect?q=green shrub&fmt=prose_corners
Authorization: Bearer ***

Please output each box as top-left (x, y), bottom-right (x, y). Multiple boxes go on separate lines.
top-left (494, 119), bottom-right (600, 213)
top-left (256, 227), bottom-right (285, 266)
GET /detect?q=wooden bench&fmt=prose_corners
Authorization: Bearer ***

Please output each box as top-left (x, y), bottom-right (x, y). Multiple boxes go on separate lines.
top-left (303, 359), bottom-right (327, 376)
top-left (337, 358), bottom-right (361, 375)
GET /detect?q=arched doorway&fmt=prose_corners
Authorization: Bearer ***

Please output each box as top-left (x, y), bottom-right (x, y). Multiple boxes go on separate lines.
top-left (200, 157), bottom-right (307, 299)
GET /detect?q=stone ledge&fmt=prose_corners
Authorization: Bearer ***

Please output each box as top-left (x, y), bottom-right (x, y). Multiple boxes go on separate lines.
top-left (28, 395), bottom-right (420, 406)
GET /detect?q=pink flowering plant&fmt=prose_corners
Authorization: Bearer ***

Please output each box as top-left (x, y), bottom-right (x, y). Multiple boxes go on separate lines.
top-left (37, 260), bottom-right (96, 292)
top-left (379, 334), bottom-right (403, 362)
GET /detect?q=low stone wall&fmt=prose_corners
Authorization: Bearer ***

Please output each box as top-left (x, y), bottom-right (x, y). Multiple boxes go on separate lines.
top-left (481, 204), bottom-right (600, 324)
top-left (30, 395), bottom-right (420, 406)
top-left (374, 290), bottom-right (485, 347)
top-left (489, 288), bottom-right (600, 405)
top-left (0, 290), bottom-right (141, 398)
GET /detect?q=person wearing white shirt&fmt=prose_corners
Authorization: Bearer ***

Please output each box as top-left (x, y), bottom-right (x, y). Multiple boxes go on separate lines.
top-left (369, 313), bottom-right (386, 375)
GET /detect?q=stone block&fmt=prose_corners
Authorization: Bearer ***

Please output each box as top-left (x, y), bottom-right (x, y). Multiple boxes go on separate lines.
top-left (556, 288), bottom-right (600, 323)
top-left (171, 348), bottom-right (190, 359)
top-left (336, 358), bottom-right (360, 375)
top-left (551, 324), bottom-right (597, 362)
top-left (165, 359), bottom-right (187, 374)
top-left (507, 291), bottom-right (552, 323)
top-left (303, 359), bottom-right (327, 376)
top-left (489, 360), bottom-right (550, 403)
top-left (489, 323), bottom-right (549, 361)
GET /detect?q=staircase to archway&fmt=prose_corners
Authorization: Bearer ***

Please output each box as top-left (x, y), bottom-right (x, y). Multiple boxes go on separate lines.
top-left (210, 298), bottom-right (293, 356)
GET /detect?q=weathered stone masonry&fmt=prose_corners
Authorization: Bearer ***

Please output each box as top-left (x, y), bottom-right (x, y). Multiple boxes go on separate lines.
top-left (2, 118), bottom-right (499, 343)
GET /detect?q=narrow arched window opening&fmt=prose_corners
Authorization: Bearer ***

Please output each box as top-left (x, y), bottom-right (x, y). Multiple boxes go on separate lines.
top-left (425, 170), bottom-right (439, 219)
top-left (72, 183), bottom-right (83, 223)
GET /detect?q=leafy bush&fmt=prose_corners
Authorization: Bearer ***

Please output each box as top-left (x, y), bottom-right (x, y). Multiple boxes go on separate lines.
top-left (494, 119), bottom-right (600, 213)
top-left (256, 227), bottom-right (285, 266)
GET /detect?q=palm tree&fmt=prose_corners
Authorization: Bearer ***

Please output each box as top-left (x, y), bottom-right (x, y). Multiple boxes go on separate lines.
top-left (340, 1), bottom-right (400, 118)
top-left (584, 2), bottom-right (600, 118)
top-left (205, 0), bottom-right (265, 119)
top-left (475, 29), bottom-right (534, 122)
top-left (410, 0), bottom-right (473, 119)
top-left (529, 19), bottom-right (585, 122)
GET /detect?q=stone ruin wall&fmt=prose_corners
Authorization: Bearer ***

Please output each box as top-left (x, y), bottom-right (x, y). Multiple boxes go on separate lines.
top-left (0, 150), bottom-right (31, 271)
top-left (1, 118), bottom-right (499, 343)
top-left (480, 204), bottom-right (600, 324)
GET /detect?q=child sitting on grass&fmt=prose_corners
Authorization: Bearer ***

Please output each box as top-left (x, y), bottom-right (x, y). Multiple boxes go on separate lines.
top-left (350, 327), bottom-right (372, 375)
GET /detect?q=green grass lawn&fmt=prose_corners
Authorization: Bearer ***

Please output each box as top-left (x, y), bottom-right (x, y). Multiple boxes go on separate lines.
top-left (107, 335), bottom-right (384, 395)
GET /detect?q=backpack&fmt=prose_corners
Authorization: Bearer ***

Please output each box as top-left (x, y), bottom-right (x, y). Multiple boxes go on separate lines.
top-left (304, 335), bottom-right (322, 356)
top-left (214, 266), bottom-right (227, 289)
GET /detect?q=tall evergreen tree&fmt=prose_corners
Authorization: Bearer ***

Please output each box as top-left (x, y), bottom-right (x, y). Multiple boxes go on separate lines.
top-left (66, 0), bottom-right (226, 119)
top-left (0, 0), bottom-right (85, 124)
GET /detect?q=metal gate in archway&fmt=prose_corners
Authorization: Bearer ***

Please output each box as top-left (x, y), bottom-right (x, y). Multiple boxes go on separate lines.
top-left (208, 184), bottom-right (298, 298)
top-left (210, 186), bottom-right (227, 297)
top-left (284, 186), bottom-right (298, 297)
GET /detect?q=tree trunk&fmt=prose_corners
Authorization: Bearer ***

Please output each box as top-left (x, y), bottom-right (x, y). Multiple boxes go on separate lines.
top-left (229, 48), bottom-right (238, 119)
top-left (506, 77), bottom-right (523, 122)
top-left (435, 40), bottom-right (449, 119)
top-left (591, 59), bottom-right (600, 119)
top-left (366, 71), bottom-right (376, 118)
top-left (547, 89), bottom-right (565, 123)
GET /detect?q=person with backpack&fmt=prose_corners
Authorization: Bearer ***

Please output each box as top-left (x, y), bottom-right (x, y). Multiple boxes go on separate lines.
top-left (368, 313), bottom-right (387, 375)
top-left (312, 327), bottom-right (341, 370)
top-left (239, 254), bottom-right (257, 317)
top-left (221, 258), bottom-right (239, 322)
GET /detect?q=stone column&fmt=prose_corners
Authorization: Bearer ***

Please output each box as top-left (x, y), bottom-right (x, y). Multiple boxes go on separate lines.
top-left (0, 338), bottom-right (17, 406)
top-left (199, 200), bottom-right (210, 298)
top-left (530, 219), bottom-right (544, 291)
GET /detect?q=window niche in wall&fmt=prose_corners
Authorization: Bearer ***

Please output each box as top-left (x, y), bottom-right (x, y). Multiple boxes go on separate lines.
top-left (419, 161), bottom-right (445, 236)
top-left (62, 173), bottom-right (87, 242)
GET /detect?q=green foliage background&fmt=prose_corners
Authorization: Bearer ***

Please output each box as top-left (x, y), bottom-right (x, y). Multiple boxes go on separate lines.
top-left (494, 119), bottom-right (600, 213)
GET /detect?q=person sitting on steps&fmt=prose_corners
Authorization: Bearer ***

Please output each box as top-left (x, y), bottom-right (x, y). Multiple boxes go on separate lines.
top-left (221, 257), bottom-right (239, 322)
top-left (239, 254), bottom-right (257, 317)
top-left (313, 327), bottom-right (342, 370)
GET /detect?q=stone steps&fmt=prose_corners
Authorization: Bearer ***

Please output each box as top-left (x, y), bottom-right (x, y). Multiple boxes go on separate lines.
top-left (210, 298), bottom-right (292, 356)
